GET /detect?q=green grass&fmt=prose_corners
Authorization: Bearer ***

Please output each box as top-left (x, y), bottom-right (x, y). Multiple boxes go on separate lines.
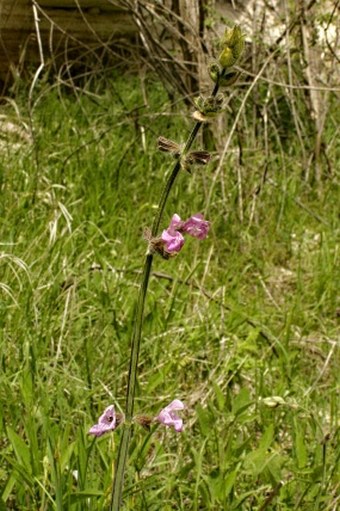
top-left (0, 72), bottom-right (339, 510)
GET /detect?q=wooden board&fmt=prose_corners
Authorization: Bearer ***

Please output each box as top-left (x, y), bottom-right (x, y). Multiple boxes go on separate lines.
top-left (37, 0), bottom-right (122, 9)
top-left (0, 0), bottom-right (137, 88)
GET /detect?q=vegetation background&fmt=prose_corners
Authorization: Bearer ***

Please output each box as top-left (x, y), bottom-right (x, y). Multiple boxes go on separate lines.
top-left (0, 0), bottom-right (339, 509)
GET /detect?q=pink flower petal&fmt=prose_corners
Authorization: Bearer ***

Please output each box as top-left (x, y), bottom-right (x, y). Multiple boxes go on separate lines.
top-left (157, 399), bottom-right (185, 432)
top-left (161, 229), bottom-right (185, 253)
top-left (168, 214), bottom-right (184, 234)
top-left (182, 214), bottom-right (210, 240)
top-left (88, 405), bottom-right (116, 437)
top-left (165, 399), bottom-right (185, 411)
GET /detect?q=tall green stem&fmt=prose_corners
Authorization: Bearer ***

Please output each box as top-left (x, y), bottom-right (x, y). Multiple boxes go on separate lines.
top-left (110, 80), bottom-right (219, 511)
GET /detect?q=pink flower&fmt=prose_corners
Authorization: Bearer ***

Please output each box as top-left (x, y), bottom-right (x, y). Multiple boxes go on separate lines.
top-left (157, 399), bottom-right (185, 432)
top-left (161, 213), bottom-right (185, 253)
top-left (161, 213), bottom-right (210, 255)
top-left (88, 405), bottom-right (116, 437)
top-left (161, 229), bottom-right (185, 253)
top-left (182, 213), bottom-right (210, 240)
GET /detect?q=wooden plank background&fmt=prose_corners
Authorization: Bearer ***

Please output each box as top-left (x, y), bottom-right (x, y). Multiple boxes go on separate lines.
top-left (0, 0), bottom-right (138, 88)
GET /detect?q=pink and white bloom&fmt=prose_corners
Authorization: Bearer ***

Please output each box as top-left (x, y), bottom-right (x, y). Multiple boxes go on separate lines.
top-left (182, 213), bottom-right (210, 240)
top-left (157, 399), bottom-right (185, 432)
top-left (88, 405), bottom-right (116, 437)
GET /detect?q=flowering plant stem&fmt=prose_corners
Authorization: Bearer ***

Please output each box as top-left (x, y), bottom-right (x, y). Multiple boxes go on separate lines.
top-left (110, 81), bottom-right (219, 511)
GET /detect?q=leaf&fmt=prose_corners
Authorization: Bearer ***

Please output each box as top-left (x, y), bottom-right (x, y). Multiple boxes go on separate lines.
top-left (196, 404), bottom-right (214, 437)
top-left (68, 490), bottom-right (104, 505)
top-left (146, 362), bottom-right (171, 392)
top-left (60, 441), bottom-right (75, 472)
top-left (244, 425), bottom-right (274, 476)
top-left (6, 427), bottom-right (31, 474)
top-left (213, 382), bottom-right (226, 412)
top-left (1, 473), bottom-right (16, 503)
top-left (224, 469), bottom-right (238, 498)
top-left (294, 421), bottom-right (307, 468)
top-left (207, 468), bottom-right (224, 501)
top-left (264, 452), bottom-right (284, 485)
top-left (244, 448), bottom-right (267, 476)
top-left (259, 424), bottom-right (274, 451)
top-left (232, 388), bottom-right (252, 417)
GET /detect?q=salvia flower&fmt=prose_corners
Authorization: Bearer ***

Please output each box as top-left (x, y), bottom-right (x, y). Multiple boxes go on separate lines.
top-left (88, 405), bottom-right (116, 437)
top-left (157, 399), bottom-right (185, 432)
top-left (161, 229), bottom-right (185, 254)
top-left (182, 213), bottom-right (210, 240)
top-left (161, 213), bottom-right (185, 253)
top-left (161, 213), bottom-right (210, 255)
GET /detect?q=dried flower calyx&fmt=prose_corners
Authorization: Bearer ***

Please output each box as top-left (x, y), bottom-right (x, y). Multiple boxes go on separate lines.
top-left (157, 136), bottom-right (182, 158)
top-left (144, 227), bottom-right (178, 260)
top-left (135, 415), bottom-right (153, 430)
top-left (157, 136), bottom-right (211, 173)
top-left (193, 94), bottom-right (224, 122)
top-left (182, 150), bottom-right (211, 173)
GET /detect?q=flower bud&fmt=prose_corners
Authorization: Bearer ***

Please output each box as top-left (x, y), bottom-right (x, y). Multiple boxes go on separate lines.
top-left (221, 25), bottom-right (243, 49)
top-left (208, 62), bottom-right (220, 84)
top-left (219, 47), bottom-right (237, 68)
top-left (218, 25), bottom-right (244, 69)
top-left (261, 396), bottom-right (286, 408)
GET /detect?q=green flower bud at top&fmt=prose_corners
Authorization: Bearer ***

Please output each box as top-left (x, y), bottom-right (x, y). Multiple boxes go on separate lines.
top-left (221, 25), bottom-right (243, 48)
top-left (218, 25), bottom-right (245, 69)
top-left (219, 47), bottom-right (237, 68)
